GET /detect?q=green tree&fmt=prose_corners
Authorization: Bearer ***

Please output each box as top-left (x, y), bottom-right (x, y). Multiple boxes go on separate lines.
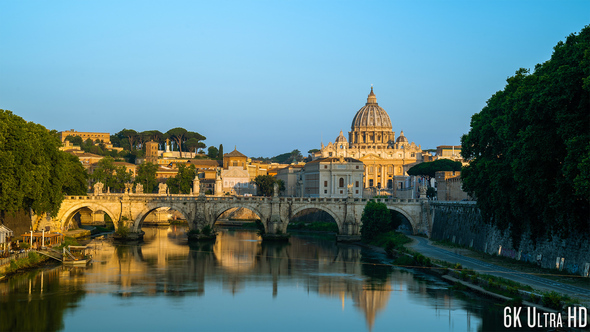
top-left (166, 164), bottom-right (196, 194)
top-left (166, 127), bottom-right (188, 158)
top-left (90, 156), bottom-right (132, 192)
top-left (253, 175), bottom-right (281, 196)
top-left (461, 26), bottom-right (590, 243)
top-left (0, 110), bottom-right (87, 216)
top-left (134, 162), bottom-right (158, 193)
top-left (119, 129), bottom-right (138, 150)
top-left (407, 159), bottom-right (462, 180)
top-left (360, 200), bottom-right (392, 242)
top-left (218, 144), bottom-right (224, 160)
top-left (207, 146), bottom-right (219, 159)
top-left (64, 135), bottom-right (83, 146)
top-left (61, 154), bottom-right (89, 195)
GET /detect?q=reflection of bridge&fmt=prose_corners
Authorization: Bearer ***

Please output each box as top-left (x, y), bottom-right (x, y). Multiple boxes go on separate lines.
top-left (49, 194), bottom-right (432, 239)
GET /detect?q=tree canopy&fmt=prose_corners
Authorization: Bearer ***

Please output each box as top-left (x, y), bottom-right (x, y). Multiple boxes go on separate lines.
top-left (166, 164), bottom-right (196, 194)
top-left (460, 26), bottom-right (590, 243)
top-left (407, 159), bottom-right (462, 179)
top-left (89, 157), bottom-right (133, 192)
top-left (254, 175), bottom-right (281, 196)
top-left (134, 162), bottom-right (159, 193)
top-left (0, 110), bottom-right (88, 216)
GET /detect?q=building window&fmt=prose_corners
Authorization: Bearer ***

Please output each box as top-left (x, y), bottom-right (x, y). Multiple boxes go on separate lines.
top-left (339, 178), bottom-right (344, 187)
top-left (324, 181), bottom-right (328, 187)
top-left (356, 165), bottom-right (359, 169)
top-left (324, 190), bottom-right (327, 194)
top-left (388, 166), bottom-right (393, 173)
top-left (356, 190), bottom-right (359, 194)
top-left (387, 180), bottom-right (393, 188)
top-left (324, 165), bottom-right (328, 169)
top-left (369, 166), bottom-right (373, 173)
top-left (329, 152), bottom-right (333, 157)
top-left (355, 181), bottom-right (359, 187)
top-left (369, 179), bottom-right (373, 187)
top-left (411, 152), bottom-right (415, 157)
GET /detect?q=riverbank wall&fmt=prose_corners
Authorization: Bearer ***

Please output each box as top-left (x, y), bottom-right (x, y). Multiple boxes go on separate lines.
top-left (429, 202), bottom-right (590, 277)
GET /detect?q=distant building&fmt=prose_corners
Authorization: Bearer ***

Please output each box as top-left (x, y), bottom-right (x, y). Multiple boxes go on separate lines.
top-left (59, 130), bottom-right (111, 144)
top-left (221, 147), bottom-right (256, 195)
top-left (145, 141), bottom-right (159, 164)
top-left (275, 164), bottom-right (304, 197)
top-left (301, 157), bottom-right (364, 198)
top-left (435, 145), bottom-right (464, 163)
top-left (435, 171), bottom-right (470, 201)
top-left (318, 87), bottom-right (425, 195)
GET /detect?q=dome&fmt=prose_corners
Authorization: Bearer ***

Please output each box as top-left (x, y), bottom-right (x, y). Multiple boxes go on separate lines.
top-left (351, 87), bottom-right (392, 130)
top-left (396, 130), bottom-right (408, 143)
top-left (335, 130), bottom-right (347, 144)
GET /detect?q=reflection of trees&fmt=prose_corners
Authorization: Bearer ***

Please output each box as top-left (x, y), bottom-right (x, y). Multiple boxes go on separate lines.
top-left (0, 268), bottom-right (85, 332)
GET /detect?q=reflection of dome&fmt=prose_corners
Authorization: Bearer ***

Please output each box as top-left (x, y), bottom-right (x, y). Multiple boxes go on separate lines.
top-left (351, 87), bottom-right (392, 130)
top-left (335, 130), bottom-right (348, 144)
top-left (396, 130), bottom-right (408, 143)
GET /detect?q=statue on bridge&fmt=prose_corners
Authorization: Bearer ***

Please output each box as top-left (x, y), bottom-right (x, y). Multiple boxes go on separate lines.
top-left (158, 183), bottom-right (168, 195)
top-left (124, 183), bottom-right (133, 195)
top-left (347, 183), bottom-right (353, 199)
top-left (93, 182), bottom-right (104, 196)
top-left (135, 183), bottom-right (144, 194)
top-left (273, 182), bottom-right (279, 198)
top-left (192, 175), bottom-right (200, 196)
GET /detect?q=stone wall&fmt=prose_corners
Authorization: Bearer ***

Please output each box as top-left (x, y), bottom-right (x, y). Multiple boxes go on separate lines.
top-left (430, 202), bottom-right (590, 277)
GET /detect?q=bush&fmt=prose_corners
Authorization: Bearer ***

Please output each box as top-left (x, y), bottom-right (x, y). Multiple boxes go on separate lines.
top-left (202, 225), bottom-right (212, 236)
top-left (393, 255), bottom-right (415, 266)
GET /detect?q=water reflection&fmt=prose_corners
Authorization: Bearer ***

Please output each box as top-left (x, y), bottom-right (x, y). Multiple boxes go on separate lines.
top-left (0, 227), bottom-right (523, 331)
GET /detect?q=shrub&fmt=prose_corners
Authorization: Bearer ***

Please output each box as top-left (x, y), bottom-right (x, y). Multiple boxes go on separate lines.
top-left (202, 225), bottom-right (212, 236)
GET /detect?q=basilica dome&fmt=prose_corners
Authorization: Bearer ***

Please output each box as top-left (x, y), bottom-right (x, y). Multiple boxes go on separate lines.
top-left (351, 87), bottom-right (392, 130)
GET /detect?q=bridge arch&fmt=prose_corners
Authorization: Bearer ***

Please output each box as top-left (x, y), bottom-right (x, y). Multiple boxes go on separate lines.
top-left (133, 203), bottom-right (193, 232)
top-left (211, 204), bottom-right (266, 232)
top-left (385, 206), bottom-right (417, 234)
top-left (290, 205), bottom-right (343, 234)
top-left (57, 202), bottom-right (119, 231)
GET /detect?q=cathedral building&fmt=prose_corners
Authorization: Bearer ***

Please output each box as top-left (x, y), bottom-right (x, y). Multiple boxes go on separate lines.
top-left (319, 87), bottom-right (424, 193)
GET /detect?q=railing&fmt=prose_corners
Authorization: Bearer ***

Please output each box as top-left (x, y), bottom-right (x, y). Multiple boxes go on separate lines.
top-left (63, 195), bottom-right (423, 205)
top-left (0, 250), bottom-right (31, 268)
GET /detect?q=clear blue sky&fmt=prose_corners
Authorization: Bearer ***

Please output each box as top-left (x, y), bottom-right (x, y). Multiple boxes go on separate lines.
top-left (1, 1), bottom-right (588, 157)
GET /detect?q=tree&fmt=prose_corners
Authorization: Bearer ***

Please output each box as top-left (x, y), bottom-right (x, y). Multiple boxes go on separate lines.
top-left (61, 154), bottom-right (89, 195)
top-left (64, 135), bottom-right (83, 146)
top-left (207, 146), bottom-right (219, 159)
top-left (134, 162), bottom-right (158, 193)
top-left (0, 110), bottom-right (87, 216)
top-left (185, 137), bottom-right (206, 153)
top-left (461, 26), bottom-right (590, 243)
top-left (360, 200), bottom-right (392, 242)
top-left (90, 157), bottom-right (132, 192)
top-left (253, 175), bottom-right (281, 196)
top-left (407, 159), bottom-right (462, 180)
top-left (166, 128), bottom-right (188, 158)
top-left (166, 164), bottom-right (196, 194)
top-left (119, 129), bottom-right (138, 150)
top-left (218, 144), bottom-right (224, 160)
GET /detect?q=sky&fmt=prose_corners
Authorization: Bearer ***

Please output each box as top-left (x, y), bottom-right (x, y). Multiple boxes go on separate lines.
top-left (1, 1), bottom-right (588, 158)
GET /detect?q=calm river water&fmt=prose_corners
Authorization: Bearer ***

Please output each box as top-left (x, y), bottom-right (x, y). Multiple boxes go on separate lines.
top-left (0, 227), bottom-right (518, 331)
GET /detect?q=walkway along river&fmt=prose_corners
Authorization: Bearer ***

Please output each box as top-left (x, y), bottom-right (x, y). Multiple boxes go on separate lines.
top-left (0, 226), bottom-right (547, 332)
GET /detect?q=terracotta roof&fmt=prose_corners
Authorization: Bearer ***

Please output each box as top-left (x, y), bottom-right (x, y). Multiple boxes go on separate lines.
top-left (224, 147), bottom-right (247, 158)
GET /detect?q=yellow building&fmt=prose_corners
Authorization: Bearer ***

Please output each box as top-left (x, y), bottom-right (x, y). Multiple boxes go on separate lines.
top-left (320, 87), bottom-right (425, 193)
top-left (59, 130), bottom-right (111, 144)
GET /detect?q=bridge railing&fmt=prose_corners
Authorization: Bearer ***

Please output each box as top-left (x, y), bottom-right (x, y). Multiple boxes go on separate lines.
top-left (64, 195), bottom-right (424, 204)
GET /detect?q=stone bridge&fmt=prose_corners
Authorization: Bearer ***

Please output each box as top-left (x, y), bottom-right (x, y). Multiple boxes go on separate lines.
top-left (46, 193), bottom-right (432, 240)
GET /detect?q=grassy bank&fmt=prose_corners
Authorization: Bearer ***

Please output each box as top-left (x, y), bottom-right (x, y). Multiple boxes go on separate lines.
top-left (2, 252), bottom-right (50, 276)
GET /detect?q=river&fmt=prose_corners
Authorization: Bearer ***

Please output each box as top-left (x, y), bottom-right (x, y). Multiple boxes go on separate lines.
top-left (0, 226), bottom-right (523, 331)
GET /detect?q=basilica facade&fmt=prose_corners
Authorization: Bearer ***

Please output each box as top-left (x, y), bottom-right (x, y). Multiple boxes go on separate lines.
top-left (319, 87), bottom-right (425, 193)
